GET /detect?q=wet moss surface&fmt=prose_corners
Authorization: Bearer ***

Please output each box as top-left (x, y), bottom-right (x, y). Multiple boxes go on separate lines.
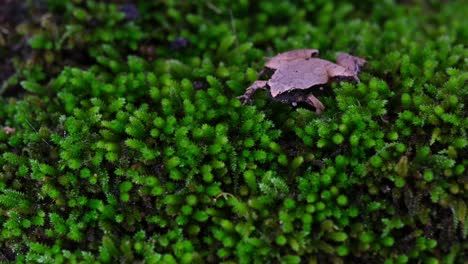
top-left (0, 1), bottom-right (467, 263)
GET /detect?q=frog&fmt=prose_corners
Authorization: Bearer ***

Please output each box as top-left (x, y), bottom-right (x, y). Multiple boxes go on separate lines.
top-left (237, 49), bottom-right (367, 114)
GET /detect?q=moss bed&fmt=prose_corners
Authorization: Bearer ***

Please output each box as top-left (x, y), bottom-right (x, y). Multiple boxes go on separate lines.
top-left (0, 1), bottom-right (467, 263)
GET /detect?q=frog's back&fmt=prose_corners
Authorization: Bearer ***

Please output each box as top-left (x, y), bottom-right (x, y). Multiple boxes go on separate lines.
top-left (268, 58), bottom-right (331, 97)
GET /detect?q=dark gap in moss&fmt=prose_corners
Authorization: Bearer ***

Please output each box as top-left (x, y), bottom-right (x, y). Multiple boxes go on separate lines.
top-left (0, 243), bottom-right (16, 262)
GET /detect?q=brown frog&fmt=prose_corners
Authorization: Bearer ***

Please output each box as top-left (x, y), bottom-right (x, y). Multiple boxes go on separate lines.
top-left (237, 49), bottom-right (366, 114)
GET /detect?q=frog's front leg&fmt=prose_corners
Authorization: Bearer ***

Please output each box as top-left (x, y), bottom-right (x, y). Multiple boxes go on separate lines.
top-left (306, 94), bottom-right (325, 114)
top-left (307, 94), bottom-right (325, 115)
top-left (291, 94), bottom-right (325, 115)
top-left (294, 93), bottom-right (325, 114)
top-left (237, 81), bottom-right (268, 105)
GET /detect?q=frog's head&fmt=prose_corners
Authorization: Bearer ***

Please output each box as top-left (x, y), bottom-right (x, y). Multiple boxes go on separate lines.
top-left (336, 53), bottom-right (367, 76)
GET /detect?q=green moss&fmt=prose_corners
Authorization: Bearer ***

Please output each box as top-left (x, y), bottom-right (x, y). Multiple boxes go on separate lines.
top-left (0, 0), bottom-right (467, 263)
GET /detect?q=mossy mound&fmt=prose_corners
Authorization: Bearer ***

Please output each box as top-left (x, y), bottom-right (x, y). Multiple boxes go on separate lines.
top-left (0, 1), bottom-right (466, 263)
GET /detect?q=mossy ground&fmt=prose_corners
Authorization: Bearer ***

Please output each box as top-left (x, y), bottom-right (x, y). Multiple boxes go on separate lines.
top-left (0, 1), bottom-right (467, 263)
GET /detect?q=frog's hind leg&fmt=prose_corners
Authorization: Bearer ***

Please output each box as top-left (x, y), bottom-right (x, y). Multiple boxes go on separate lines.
top-left (302, 93), bottom-right (325, 114)
top-left (237, 81), bottom-right (268, 104)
